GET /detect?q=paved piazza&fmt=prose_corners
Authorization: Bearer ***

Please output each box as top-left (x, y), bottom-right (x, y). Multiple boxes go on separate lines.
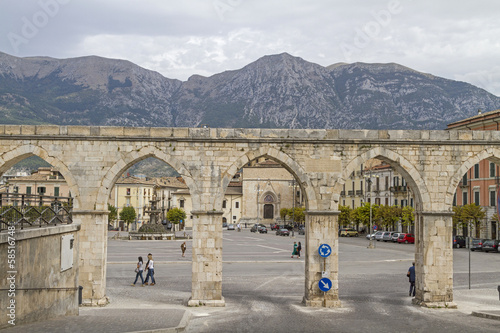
top-left (103, 229), bottom-right (500, 332)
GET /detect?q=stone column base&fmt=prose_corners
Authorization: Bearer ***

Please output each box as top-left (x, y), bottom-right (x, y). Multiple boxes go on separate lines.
top-left (81, 296), bottom-right (109, 307)
top-left (412, 298), bottom-right (457, 309)
top-left (303, 296), bottom-right (341, 308)
top-left (188, 297), bottom-right (225, 307)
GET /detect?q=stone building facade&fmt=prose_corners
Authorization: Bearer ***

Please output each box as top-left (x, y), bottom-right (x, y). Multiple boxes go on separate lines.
top-left (447, 109), bottom-right (500, 239)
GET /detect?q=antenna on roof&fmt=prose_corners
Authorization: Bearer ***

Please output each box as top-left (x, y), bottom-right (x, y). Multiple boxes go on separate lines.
top-left (478, 109), bottom-right (482, 115)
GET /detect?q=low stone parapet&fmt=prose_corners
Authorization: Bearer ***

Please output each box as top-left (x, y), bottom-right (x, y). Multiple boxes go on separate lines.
top-left (128, 232), bottom-right (175, 240)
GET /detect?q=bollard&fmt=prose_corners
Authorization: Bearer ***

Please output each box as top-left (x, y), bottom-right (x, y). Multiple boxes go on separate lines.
top-left (78, 286), bottom-right (83, 305)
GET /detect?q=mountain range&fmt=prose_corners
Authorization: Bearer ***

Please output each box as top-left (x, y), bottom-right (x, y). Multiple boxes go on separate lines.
top-left (1, 51), bottom-right (500, 130)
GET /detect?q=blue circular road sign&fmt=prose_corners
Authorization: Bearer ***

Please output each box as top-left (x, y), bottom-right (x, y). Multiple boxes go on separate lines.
top-left (318, 244), bottom-right (332, 258)
top-left (373, 225), bottom-right (378, 231)
top-left (319, 278), bottom-right (332, 292)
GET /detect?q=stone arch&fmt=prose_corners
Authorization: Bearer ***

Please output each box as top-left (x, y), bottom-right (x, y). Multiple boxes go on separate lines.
top-left (339, 147), bottom-right (428, 211)
top-left (220, 147), bottom-right (317, 210)
top-left (445, 147), bottom-right (500, 207)
top-left (0, 144), bottom-right (81, 208)
top-left (96, 146), bottom-right (197, 211)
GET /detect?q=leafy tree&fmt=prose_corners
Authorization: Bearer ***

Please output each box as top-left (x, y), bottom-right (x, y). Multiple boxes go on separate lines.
top-left (462, 203), bottom-right (486, 238)
top-left (401, 206), bottom-right (415, 232)
top-left (167, 207), bottom-right (187, 231)
top-left (291, 207), bottom-right (305, 224)
top-left (376, 205), bottom-right (402, 230)
top-left (119, 206), bottom-right (136, 231)
top-left (352, 203), bottom-right (379, 230)
top-left (280, 208), bottom-right (290, 223)
top-left (108, 204), bottom-right (117, 224)
top-left (338, 205), bottom-right (352, 228)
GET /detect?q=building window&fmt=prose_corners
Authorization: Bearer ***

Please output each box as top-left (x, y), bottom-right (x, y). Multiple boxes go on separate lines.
top-left (180, 199), bottom-right (185, 208)
top-left (474, 191), bottom-right (480, 205)
top-left (490, 162), bottom-right (496, 178)
top-left (462, 191), bottom-right (468, 205)
top-left (410, 198), bottom-right (414, 207)
top-left (343, 199), bottom-right (345, 206)
top-left (394, 199), bottom-right (398, 206)
top-left (453, 193), bottom-right (456, 206)
top-left (352, 200), bottom-right (355, 209)
top-left (233, 216), bottom-right (236, 220)
top-left (352, 181), bottom-right (355, 192)
top-left (54, 187), bottom-right (60, 197)
top-left (393, 176), bottom-right (399, 187)
top-left (385, 176), bottom-right (389, 190)
top-left (385, 198), bottom-right (389, 205)
top-left (360, 181), bottom-right (363, 192)
top-left (375, 198), bottom-right (380, 205)
top-left (26, 186), bottom-right (31, 194)
top-left (235, 202), bottom-right (239, 209)
top-left (13, 186), bottom-right (18, 193)
top-left (376, 177), bottom-right (380, 191)
top-left (37, 187), bottom-right (46, 194)
top-left (462, 173), bottom-right (468, 185)
top-left (474, 164), bottom-right (479, 179)
top-left (222, 200), bottom-right (226, 209)
top-left (490, 189), bottom-right (496, 207)
top-left (126, 188), bottom-right (131, 195)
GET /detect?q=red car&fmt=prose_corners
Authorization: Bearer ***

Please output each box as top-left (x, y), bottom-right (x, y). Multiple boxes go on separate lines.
top-left (397, 233), bottom-right (415, 244)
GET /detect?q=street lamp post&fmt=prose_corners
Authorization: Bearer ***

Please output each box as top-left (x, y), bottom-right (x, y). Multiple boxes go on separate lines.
top-left (364, 173), bottom-right (378, 249)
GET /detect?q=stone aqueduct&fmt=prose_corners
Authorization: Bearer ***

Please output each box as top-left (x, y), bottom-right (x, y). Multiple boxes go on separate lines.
top-left (1, 124), bottom-right (499, 308)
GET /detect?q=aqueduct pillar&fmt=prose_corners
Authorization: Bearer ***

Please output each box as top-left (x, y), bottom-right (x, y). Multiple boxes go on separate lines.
top-left (188, 210), bottom-right (225, 306)
top-left (303, 210), bottom-right (341, 307)
top-left (414, 211), bottom-right (455, 307)
top-left (74, 210), bottom-right (109, 305)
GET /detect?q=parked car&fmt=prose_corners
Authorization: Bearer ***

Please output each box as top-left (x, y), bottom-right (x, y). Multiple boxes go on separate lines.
top-left (480, 239), bottom-right (499, 252)
top-left (374, 231), bottom-right (385, 241)
top-left (453, 235), bottom-right (466, 248)
top-left (382, 232), bottom-right (394, 242)
top-left (222, 222), bottom-right (228, 228)
top-left (276, 228), bottom-right (290, 236)
top-left (366, 232), bottom-right (376, 240)
top-left (270, 223), bottom-right (280, 230)
top-left (258, 226), bottom-right (268, 234)
top-left (391, 233), bottom-right (402, 242)
top-left (227, 224), bottom-right (235, 230)
top-left (470, 238), bottom-right (486, 251)
top-left (251, 224), bottom-right (266, 232)
top-left (397, 233), bottom-right (415, 244)
top-left (339, 228), bottom-right (359, 237)
top-left (298, 225), bottom-right (305, 235)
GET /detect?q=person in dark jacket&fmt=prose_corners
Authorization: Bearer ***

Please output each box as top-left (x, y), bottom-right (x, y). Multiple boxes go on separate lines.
top-left (407, 262), bottom-right (416, 297)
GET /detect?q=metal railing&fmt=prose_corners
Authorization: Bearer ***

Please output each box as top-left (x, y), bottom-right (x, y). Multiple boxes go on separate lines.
top-left (0, 193), bottom-right (73, 231)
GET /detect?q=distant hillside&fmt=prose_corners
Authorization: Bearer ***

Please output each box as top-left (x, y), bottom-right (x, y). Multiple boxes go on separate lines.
top-left (1, 51), bottom-right (500, 130)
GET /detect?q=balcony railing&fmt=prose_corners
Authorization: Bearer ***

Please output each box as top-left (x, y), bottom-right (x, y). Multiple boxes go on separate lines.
top-left (390, 185), bottom-right (407, 193)
top-left (0, 193), bottom-right (73, 231)
top-left (347, 190), bottom-right (354, 196)
top-left (340, 191), bottom-right (345, 196)
top-left (356, 190), bottom-right (363, 195)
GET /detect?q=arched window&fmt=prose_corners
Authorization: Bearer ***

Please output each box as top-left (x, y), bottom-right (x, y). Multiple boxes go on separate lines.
top-left (264, 194), bottom-right (274, 202)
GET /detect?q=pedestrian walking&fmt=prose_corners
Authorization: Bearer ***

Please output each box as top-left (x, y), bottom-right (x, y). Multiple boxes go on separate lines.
top-left (407, 261), bottom-right (415, 297)
top-left (291, 242), bottom-right (298, 258)
top-left (181, 241), bottom-right (187, 257)
top-left (131, 256), bottom-right (145, 286)
top-left (297, 242), bottom-right (302, 259)
top-left (144, 253), bottom-right (156, 286)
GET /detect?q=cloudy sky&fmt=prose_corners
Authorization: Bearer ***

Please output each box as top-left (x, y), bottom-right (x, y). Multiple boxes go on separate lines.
top-left (1, 0), bottom-right (500, 95)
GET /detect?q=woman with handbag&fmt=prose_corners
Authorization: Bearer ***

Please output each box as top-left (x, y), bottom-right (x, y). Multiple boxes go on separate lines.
top-left (131, 256), bottom-right (144, 286)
